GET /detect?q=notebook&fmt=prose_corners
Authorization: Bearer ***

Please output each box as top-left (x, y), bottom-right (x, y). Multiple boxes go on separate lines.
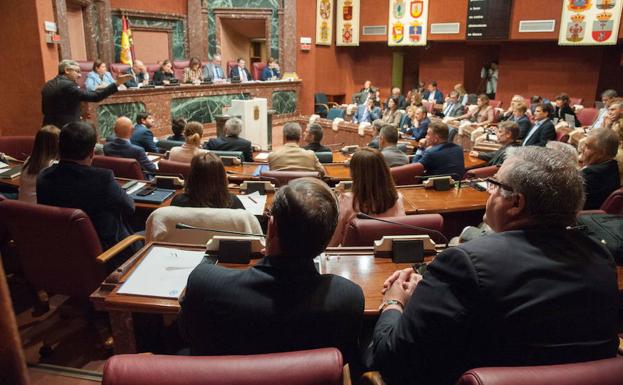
top-left (253, 164), bottom-right (270, 177)
top-left (0, 165), bottom-right (22, 179)
top-left (130, 187), bottom-right (175, 204)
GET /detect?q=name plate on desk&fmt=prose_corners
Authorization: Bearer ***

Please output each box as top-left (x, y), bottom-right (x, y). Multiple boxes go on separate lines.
top-left (374, 235), bottom-right (437, 260)
top-left (205, 235), bottom-right (265, 263)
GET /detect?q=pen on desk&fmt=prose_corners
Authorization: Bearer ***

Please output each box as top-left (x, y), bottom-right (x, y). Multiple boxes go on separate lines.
top-left (248, 196), bottom-right (257, 203)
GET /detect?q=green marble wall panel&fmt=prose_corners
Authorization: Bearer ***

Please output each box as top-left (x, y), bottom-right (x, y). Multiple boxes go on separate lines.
top-left (97, 102), bottom-right (146, 138)
top-left (271, 91), bottom-right (296, 114)
top-left (113, 16), bottom-right (187, 62)
top-left (171, 93), bottom-right (251, 123)
top-left (206, 0), bottom-right (280, 59)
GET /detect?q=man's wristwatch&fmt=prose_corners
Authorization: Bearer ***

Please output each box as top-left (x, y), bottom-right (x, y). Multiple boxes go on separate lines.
top-left (380, 299), bottom-right (404, 312)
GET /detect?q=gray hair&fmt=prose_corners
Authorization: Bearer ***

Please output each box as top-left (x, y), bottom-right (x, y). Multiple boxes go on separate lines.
top-left (587, 128), bottom-right (620, 158)
top-left (283, 122), bottom-right (302, 141)
top-left (224, 117), bottom-right (242, 137)
top-left (602, 89), bottom-right (618, 99)
top-left (372, 119), bottom-right (384, 130)
top-left (546, 141), bottom-right (579, 165)
top-left (380, 125), bottom-right (398, 144)
top-left (501, 147), bottom-right (584, 226)
top-left (58, 59), bottom-right (79, 75)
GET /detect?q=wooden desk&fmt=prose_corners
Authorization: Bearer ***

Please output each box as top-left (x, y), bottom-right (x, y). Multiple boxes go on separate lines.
top-left (398, 184), bottom-right (489, 214)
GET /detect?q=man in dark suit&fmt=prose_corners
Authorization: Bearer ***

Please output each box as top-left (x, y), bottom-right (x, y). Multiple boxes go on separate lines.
top-left (37, 122), bottom-right (139, 253)
top-left (202, 53), bottom-right (225, 82)
top-left (229, 57), bottom-right (253, 82)
top-left (303, 123), bottom-right (331, 152)
top-left (178, 178), bottom-right (364, 363)
top-left (42, 60), bottom-right (131, 128)
top-left (506, 103), bottom-right (532, 139)
top-left (104, 116), bottom-right (157, 177)
top-left (203, 117), bottom-right (253, 162)
top-left (357, 80), bottom-right (375, 104)
top-left (412, 121), bottom-right (465, 178)
top-left (440, 91), bottom-right (465, 118)
top-left (522, 104), bottom-right (555, 147)
top-left (470, 121), bottom-right (520, 167)
top-left (123, 59), bottom-right (149, 88)
top-left (131, 111), bottom-right (159, 153)
top-left (581, 128), bottom-right (621, 210)
top-left (422, 81), bottom-right (444, 104)
top-left (367, 146), bottom-right (618, 385)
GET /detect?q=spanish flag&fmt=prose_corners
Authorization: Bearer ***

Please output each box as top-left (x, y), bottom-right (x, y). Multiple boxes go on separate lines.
top-left (120, 15), bottom-right (133, 66)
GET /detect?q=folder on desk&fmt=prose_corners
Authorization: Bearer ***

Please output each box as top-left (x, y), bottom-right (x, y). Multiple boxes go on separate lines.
top-left (253, 164), bottom-right (270, 177)
top-left (130, 188), bottom-right (175, 204)
top-left (0, 165), bottom-right (22, 179)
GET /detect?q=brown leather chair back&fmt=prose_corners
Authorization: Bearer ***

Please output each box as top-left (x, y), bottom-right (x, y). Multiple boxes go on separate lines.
top-left (342, 214), bottom-right (445, 246)
top-left (158, 159), bottom-right (191, 179)
top-left (93, 155), bottom-right (144, 180)
top-left (226, 61), bottom-right (238, 77)
top-left (489, 100), bottom-right (502, 109)
top-left (146, 63), bottom-right (161, 80)
top-left (110, 63), bottom-right (130, 79)
top-left (0, 199), bottom-right (105, 298)
top-left (173, 60), bottom-right (190, 80)
top-left (260, 170), bottom-right (321, 187)
top-left (252, 62), bottom-right (267, 80)
top-left (0, 136), bottom-right (34, 161)
top-left (576, 107), bottom-right (598, 127)
top-left (456, 357), bottom-right (623, 385)
top-left (390, 162), bottom-right (425, 186)
top-left (464, 165), bottom-right (499, 179)
top-left (570, 97), bottom-right (583, 106)
top-left (0, 261), bottom-right (28, 385)
top-left (103, 348), bottom-right (344, 385)
top-left (77, 60), bottom-right (94, 89)
top-left (601, 188), bottom-right (623, 215)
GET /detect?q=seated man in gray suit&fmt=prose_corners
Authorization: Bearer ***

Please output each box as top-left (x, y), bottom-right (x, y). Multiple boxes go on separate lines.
top-left (379, 125), bottom-right (408, 168)
top-left (104, 116), bottom-right (157, 177)
top-left (441, 91), bottom-right (465, 118)
top-left (202, 53), bottom-right (225, 82)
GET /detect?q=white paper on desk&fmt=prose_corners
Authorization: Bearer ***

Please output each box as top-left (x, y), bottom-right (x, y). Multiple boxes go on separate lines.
top-left (125, 182), bottom-right (147, 195)
top-left (254, 152), bottom-right (269, 161)
top-left (0, 161), bottom-right (8, 170)
top-left (147, 155), bottom-right (160, 162)
top-left (117, 246), bottom-right (205, 299)
top-left (237, 191), bottom-right (267, 215)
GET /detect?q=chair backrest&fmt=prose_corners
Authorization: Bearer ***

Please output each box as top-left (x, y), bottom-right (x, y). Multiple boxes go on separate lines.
top-left (207, 150), bottom-right (245, 162)
top-left (102, 348), bottom-right (344, 385)
top-left (145, 206), bottom-right (262, 244)
top-left (422, 100), bottom-right (434, 113)
top-left (489, 100), bottom-right (502, 109)
top-left (110, 63), bottom-right (130, 79)
top-left (145, 63), bottom-right (160, 80)
top-left (576, 107), bottom-right (598, 126)
top-left (315, 152), bottom-right (334, 163)
top-left (158, 159), bottom-right (191, 179)
top-left (226, 61), bottom-right (238, 77)
top-left (315, 93), bottom-right (329, 104)
top-left (464, 165), bottom-right (499, 179)
top-left (342, 214), bottom-right (445, 246)
top-left (92, 155), bottom-right (144, 180)
top-left (555, 131), bottom-right (569, 142)
top-left (0, 136), bottom-right (34, 161)
top-left (0, 199), bottom-right (105, 298)
top-left (390, 162), bottom-right (425, 186)
top-left (252, 62), bottom-right (266, 80)
top-left (456, 357), bottom-right (623, 385)
top-left (260, 170), bottom-right (321, 187)
top-left (327, 108), bottom-right (345, 120)
top-left (77, 60), bottom-right (94, 89)
top-left (156, 139), bottom-right (185, 153)
top-left (600, 187), bottom-right (623, 215)
top-left (173, 60), bottom-right (189, 80)
top-left (569, 97), bottom-right (583, 106)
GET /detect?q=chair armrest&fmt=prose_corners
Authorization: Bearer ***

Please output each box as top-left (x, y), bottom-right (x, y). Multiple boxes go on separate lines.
top-left (464, 165), bottom-right (499, 179)
top-left (360, 371), bottom-right (386, 385)
top-left (327, 102), bottom-right (340, 108)
top-left (96, 234), bottom-right (145, 264)
top-left (315, 103), bottom-right (330, 111)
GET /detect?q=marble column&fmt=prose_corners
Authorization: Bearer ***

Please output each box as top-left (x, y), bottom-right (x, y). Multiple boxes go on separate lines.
top-left (53, 0), bottom-right (72, 59)
top-left (283, 0), bottom-right (296, 72)
top-left (95, 0), bottom-right (114, 63)
top-left (188, 0), bottom-right (208, 60)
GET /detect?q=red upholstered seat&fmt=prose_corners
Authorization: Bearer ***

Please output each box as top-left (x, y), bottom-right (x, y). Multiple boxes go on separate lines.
top-left (145, 63), bottom-right (161, 80)
top-left (0, 136), bottom-right (34, 161)
top-left (455, 357), bottom-right (623, 385)
top-left (569, 97), bottom-right (583, 106)
top-left (576, 107), bottom-right (598, 127)
top-left (102, 348), bottom-right (345, 385)
top-left (76, 60), bottom-right (94, 89)
top-left (489, 100), bottom-right (502, 109)
top-left (601, 188), bottom-right (623, 215)
top-left (390, 162), bottom-right (425, 186)
top-left (158, 159), bottom-right (191, 179)
top-left (173, 60), bottom-right (190, 80)
top-left (342, 214), bottom-right (445, 246)
top-left (464, 165), bottom-right (499, 179)
top-left (260, 170), bottom-right (321, 187)
top-left (422, 101), bottom-right (434, 113)
top-left (92, 155), bottom-right (144, 180)
top-left (226, 61), bottom-right (238, 78)
top-left (109, 63), bottom-right (130, 79)
top-left (252, 62), bottom-right (267, 80)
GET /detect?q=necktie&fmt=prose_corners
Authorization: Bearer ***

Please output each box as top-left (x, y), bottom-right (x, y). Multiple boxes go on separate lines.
top-left (240, 68), bottom-right (247, 81)
top-left (444, 103), bottom-right (453, 116)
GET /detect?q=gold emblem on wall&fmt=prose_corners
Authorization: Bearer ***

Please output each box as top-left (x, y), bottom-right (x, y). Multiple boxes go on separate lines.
top-left (254, 106), bottom-right (260, 120)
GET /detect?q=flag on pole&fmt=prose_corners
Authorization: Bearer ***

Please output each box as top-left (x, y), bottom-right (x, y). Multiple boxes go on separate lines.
top-left (120, 15), bottom-right (133, 66)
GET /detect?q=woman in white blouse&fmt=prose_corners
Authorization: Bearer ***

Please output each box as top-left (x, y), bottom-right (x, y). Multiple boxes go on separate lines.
top-left (19, 125), bottom-right (60, 203)
top-left (168, 121), bottom-right (207, 163)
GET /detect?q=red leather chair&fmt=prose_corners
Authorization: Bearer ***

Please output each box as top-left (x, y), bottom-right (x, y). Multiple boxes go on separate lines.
top-left (110, 63), bottom-right (130, 79)
top-left (555, 130), bottom-right (569, 142)
top-left (260, 170), bottom-right (321, 187)
top-left (464, 165), bottom-right (499, 179)
top-left (0, 136), bottom-right (34, 161)
top-left (576, 107), bottom-right (598, 127)
top-left (489, 100), bottom-right (502, 109)
top-left (456, 357), bottom-right (623, 385)
top-left (226, 61), bottom-right (238, 78)
top-left (390, 163), bottom-right (425, 186)
top-left (600, 187), bottom-right (623, 215)
top-left (252, 62), bottom-right (267, 80)
top-left (92, 155), bottom-right (145, 180)
top-left (102, 348), bottom-right (345, 385)
top-left (0, 199), bottom-right (143, 300)
top-left (76, 60), bottom-right (94, 89)
top-left (569, 97), bottom-right (583, 106)
top-left (342, 214), bottom-right (445, 246)
top-left (145, 63), bottom-right (161, 81)
top-left (173, 60), bottom-right (190, 80)
top-left (158, 159), bottom-right (191, 179)
top-left (422, 101), bottom-right (434, 113)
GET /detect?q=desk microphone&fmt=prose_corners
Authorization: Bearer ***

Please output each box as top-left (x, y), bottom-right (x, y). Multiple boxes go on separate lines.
top-left (225, 171), bottom-right (279, 184)
top-left (355, 212), bottom-right (449, 248)
top-left (175, 223), bottom-right (266, 238)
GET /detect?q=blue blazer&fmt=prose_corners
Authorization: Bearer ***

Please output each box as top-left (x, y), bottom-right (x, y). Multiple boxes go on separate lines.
top-left (353, 104), bottom-right (381, 124)
top-left (522, 119), bottom-right (555, 147)
top-left (131, 124), bottom-right (158, 153)
top-left (403, 117), bottom-right (430, 141)
top-left (85, 71), bottom-right (115, 91)
top-left (261, 67), bottom-right (280, 81)
top-left (423, 90), bottom-right (444, 104)
top-left (204, 135), bottom-right (253, 162)
top-left (412, 142), bottom-right (465, 178)
top-left (103, 138), bottom-right (157, 175)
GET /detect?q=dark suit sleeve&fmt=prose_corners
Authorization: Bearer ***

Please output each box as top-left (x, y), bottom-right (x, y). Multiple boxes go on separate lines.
top-left (242, 141), bottom-right (253, 163)
top-left (582, 167), bottom-right (602, 210)
top-left (124, 69), bottom-right (138, 88)
top-left (65, 82), bottom-right (118, 103)
top-left (136, 148), bottom-right (157, 172)
top-left (367, 247), bottom-right (479, 385)
top-left (535, 121), bottom-right (556, 147)
top-left (477, 149), bottom-right (497, 162)
top-left (103, 170), bottom-right (135, 218)
top-left (142, 130), bottom-right (159, 153)
top-left (152, 71), bottom-right (164, 85)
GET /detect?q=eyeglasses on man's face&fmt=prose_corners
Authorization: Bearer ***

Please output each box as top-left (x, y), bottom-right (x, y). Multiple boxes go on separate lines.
top-left (485, 177), bottom-right (514, 194)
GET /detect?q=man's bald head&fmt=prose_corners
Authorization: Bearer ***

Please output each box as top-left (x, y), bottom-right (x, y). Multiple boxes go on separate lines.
top-left (114, 116), bottom-right (134, 138)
